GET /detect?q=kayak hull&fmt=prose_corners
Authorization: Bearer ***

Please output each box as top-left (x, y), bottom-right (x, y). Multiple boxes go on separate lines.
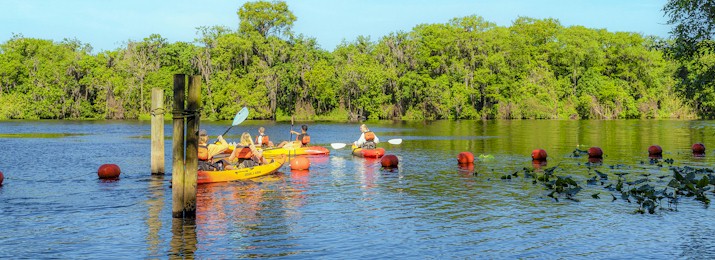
top-left (197, 156), bottom-right (286, 184)
top-left (352, 145), bottom-right (385, 158)
top-left (261, 146), bottom-right (330, 158)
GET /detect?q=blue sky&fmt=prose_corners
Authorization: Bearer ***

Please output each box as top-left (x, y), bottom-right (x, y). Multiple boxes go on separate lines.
top-left (1, 0), bottom-right (671, 52)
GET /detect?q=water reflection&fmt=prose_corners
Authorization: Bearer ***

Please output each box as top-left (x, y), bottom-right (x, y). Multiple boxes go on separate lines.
top-left (357, 158), bottom-right (380, 191)
top-left (169, 218), bottom-right (197, 258)
top-left (146, 175), bottom-right (165, 256)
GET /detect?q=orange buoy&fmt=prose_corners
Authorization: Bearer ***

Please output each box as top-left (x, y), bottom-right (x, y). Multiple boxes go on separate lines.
top-left (692, 143), bottom-right (706, 154)
top-left (98, 164), bottom-right (121, 179)
top-left (648, 145), bottom-right (662, 157)
top-left (457, 152), bottom-right (474, 164)
top-left (0, 170), bottom-right (4, 185)
top-left (587, 147), bottom-right (603, 158)
top-left (290, 156), bottom-right (311, 170)
top-left (531, 149), bottom-right (547, 161)
top-left (381, 154), bottom-right (399, 168)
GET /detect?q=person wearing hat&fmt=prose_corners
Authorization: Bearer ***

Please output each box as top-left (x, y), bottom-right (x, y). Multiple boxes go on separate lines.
top-left (198, 129), bottom-right (229, 162)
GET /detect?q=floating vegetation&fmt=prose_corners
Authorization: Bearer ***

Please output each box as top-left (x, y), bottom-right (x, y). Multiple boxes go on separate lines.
top-left (0, 133), bottom-right (86, 138)
top-left (571, 148), bottom-right (588, 158)
top-left (495, 158), bottom-right (715, 215)
top-left (478, 154), bottom-right (495, 162)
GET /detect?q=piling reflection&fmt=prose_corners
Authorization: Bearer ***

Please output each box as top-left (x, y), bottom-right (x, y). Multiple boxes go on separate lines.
top-left (169, 218), bottom-right (197, 258)
top-left (145, 175), bottom-right (165, 256)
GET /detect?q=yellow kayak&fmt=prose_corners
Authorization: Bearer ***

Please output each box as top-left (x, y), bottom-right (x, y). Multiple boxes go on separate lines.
top-left (197, 155), bottom-right (286, 184)
top-left (260, 145), bottom-right (330, 158)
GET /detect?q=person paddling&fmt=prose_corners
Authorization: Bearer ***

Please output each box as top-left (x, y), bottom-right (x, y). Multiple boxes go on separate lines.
top-left (354, 124), bottom-right (379, 149)
top-left (198, 129), bottom-right (230, 170)
top-left (277, 124), bottom-right (310, 148)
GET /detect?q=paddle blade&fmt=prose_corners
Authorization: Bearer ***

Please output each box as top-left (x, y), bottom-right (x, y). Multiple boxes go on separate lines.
top-left (232, 107), bottom-right (249, 126)
top-left (331, 143), bottom-right (347, 149)
top-left (388, 139), bottom-right (402, 145)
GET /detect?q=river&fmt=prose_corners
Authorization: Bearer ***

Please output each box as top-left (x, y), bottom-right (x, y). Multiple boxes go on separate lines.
top-left (1, 120), bottom-right (714, 258)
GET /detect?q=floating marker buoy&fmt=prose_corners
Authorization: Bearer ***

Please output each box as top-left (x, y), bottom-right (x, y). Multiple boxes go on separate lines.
top-left (381, 154), bottom-right (399, 168)
top-left (531, 149), bottom-right (547, 161)
top-left (648, 145), bottom-right (662, 157)
top-left (98, 164), bottom-right (121, 179)
top-left (692, 143), bottom-right (706, 154)
top-left (290, 156), bottom-right (310, 170)
top-left (588, 147), bottom-right (603, 158)
top-left (457, 152), bottom-right (474, 164)
top-left (0, 170), bottom-right (4, 185)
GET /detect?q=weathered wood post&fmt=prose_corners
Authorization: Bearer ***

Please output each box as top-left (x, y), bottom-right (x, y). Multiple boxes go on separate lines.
top-left (182, 75), bottom-right (201, 218)
top-left (171, 74), bottom-right (186, 218)
top-left (151, 88), bottom-right (165, 175)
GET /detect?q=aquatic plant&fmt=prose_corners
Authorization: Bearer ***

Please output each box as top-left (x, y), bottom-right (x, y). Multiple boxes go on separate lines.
top-left (497, 158), bottom-right (715, 214)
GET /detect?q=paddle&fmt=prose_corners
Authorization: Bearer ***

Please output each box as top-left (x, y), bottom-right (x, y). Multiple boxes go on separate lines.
top-left (218, 107), bottom-right (249, 140)
top-left (330, 139), bottom-right (403, 149)
top-left (289, 116), bottom-right (294, 157)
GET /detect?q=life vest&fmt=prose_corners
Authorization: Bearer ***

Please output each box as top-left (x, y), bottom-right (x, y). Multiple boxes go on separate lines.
top-left (298, 134), bottom-right (310, 145)
top-left (233, 147), bottom-right (254, 159)
top-left (198, 144), bottom-right (209, 161)
top-left (364, 131), bottom-right (376, 141)
top-left (256, 135), bottom-right (270, 146)
top-left (361, 131), bottom-right (376, 149)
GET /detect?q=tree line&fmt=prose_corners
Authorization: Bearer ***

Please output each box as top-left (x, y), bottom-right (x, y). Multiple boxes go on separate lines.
top-left (0, 1), bottom-right (710, 120)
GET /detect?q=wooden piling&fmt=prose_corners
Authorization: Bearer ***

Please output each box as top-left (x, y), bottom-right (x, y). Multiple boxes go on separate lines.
top-left (151, 88), bottom-right (165, 175)
top-left (182, 75), bottom-right (201, 218)
top-left (171, 74), bottom-right (186, 218)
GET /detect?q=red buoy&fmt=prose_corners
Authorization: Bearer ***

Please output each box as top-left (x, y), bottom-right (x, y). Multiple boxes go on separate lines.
top-left (290, 156), bottom-right (311, 170)
top-left (692, 143), bottom-right (706, 154)
top-left (648, 145), bottom-right (662, 157)
top-left (98, 164), bottom-right (121, 179)
top-left (381, 154), bottom-right (399, 168)
top-left (457, 152), bottom-right (474, 164)
top-left (0, 170), bottom-right (4, 185)
top-left (587, 147), bottom-right (603, 158)
top-left (531, 149), bottom-right (547, 161)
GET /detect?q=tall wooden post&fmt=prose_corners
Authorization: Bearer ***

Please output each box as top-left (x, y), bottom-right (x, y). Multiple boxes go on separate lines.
top-left (183, 75), bottom-right (201, 218)
top-left (151, 88), bottom-right (165, 175)
top-left (171, 74), bottom-right (186, 218)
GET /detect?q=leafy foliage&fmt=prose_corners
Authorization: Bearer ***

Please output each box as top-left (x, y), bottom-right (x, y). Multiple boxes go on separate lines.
top-left (0, 1), bottom-right (700, 119)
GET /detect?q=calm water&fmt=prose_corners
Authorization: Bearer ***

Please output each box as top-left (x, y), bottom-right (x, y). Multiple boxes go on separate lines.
top-left (1, 120), bottom-right (715, 258)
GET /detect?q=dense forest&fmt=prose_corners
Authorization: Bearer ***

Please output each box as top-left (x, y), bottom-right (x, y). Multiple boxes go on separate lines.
top-left (0, 1), bottom-right (712, 120)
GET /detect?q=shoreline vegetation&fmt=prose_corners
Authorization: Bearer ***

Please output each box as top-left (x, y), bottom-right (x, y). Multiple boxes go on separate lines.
top-left (0, 1), bottom-right (711, 121)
